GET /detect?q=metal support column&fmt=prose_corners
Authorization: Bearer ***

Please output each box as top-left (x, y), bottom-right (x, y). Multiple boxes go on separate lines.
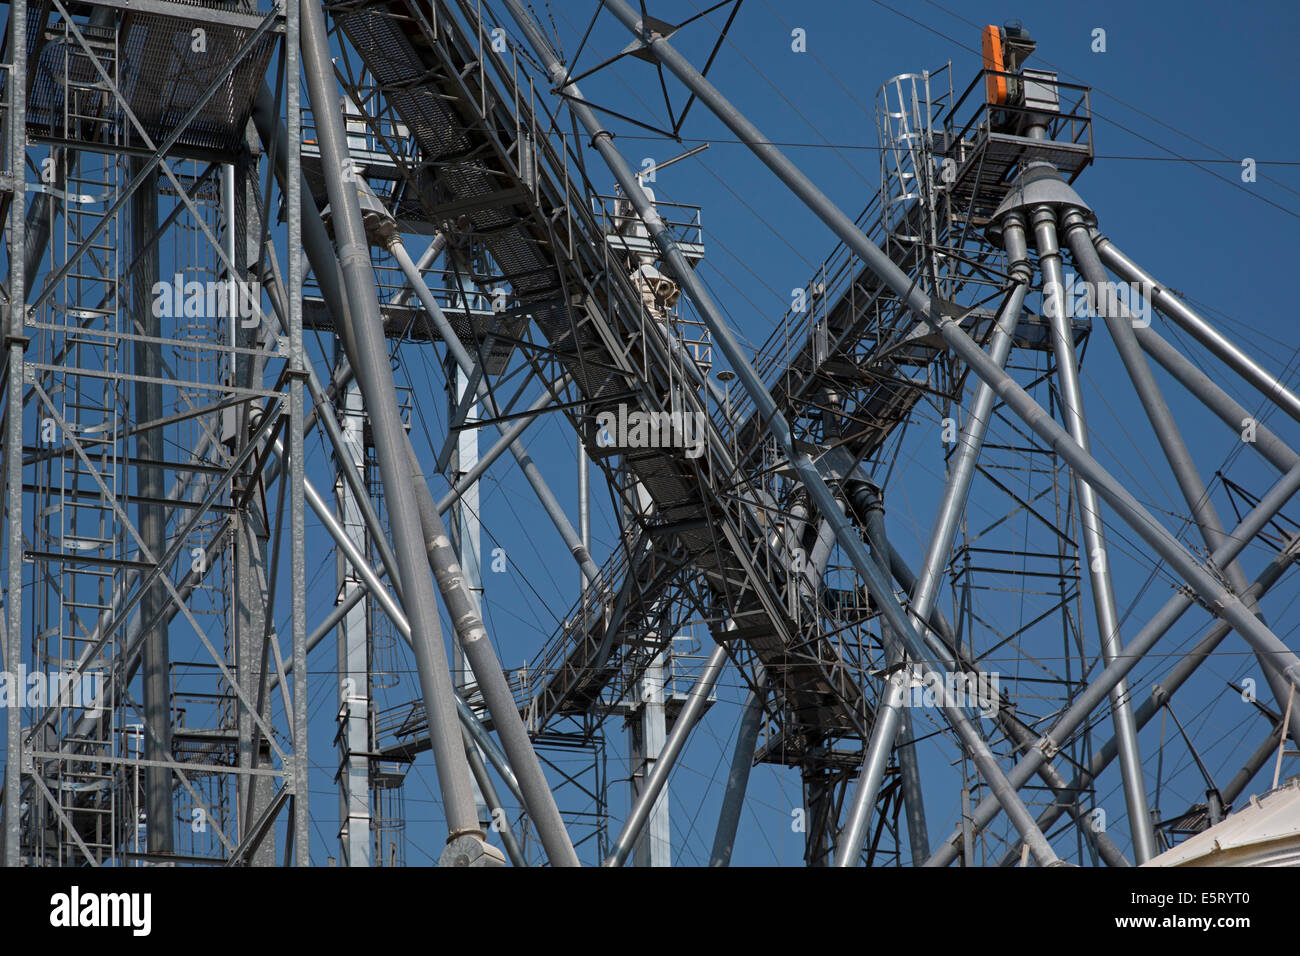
top-left (129, 157), bottom-right (174, 855)
top-left (449, 359), bottom-right (490, 829)
top-left (1035, 205), bottom-right (1156, 862)
top-left (907, 219), bottom-right (1029, 627)
top-left (286, 0), bottom-right (311, 865)
top-left (299, 0), bottom-right (481, 845)
top-left (335, 377), bottom-right (371, 866)
top-left (1095, 236), bottom-right (1300, 425)
top-left (709, 667), bottom-right (766, 867)
top-left (629, 651), bottom-right (671, 867)
top-left (882, 586), bottom-right (931, 861)
top-left (3, 0), bottom-right (28, 867)
top-left (234, 139), bottom-right (275, 865)
top-left (578, 442), bottom-right (590, 599)
top-left (405, 440), bottom-right (580, 866)
top-left (1066, 216), bottom-right (1300, 756)
top-left (449, 362), bottom-right (483, 692)
top-left (849, 481), bottom-right (931, 865)
top-left (834, 671), bottom-right (907, 866)
top-left (606, 642), bottom-right (728, 866)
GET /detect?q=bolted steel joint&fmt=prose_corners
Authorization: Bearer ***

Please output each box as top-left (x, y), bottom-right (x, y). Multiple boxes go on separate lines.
top-left (439, 832), bottom-right (506, 867)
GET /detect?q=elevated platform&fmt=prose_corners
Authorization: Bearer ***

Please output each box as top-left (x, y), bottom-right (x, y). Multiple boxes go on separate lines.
top-left (331, 0), bottom-right (875, 747)
top-left (19, 0), bottom-right (279, 159)
top-left (940, 68), bottom-right (1093, 226)
top-left (301, 296), bottom-right (528, 375)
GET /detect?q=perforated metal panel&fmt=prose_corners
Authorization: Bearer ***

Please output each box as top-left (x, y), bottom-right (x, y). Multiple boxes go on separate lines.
top-left (24, 2), bottom-right (276, 156)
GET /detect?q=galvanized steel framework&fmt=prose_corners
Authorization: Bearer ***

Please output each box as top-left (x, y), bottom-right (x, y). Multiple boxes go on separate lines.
top-left (0, 0), bottom-right (1296, 866)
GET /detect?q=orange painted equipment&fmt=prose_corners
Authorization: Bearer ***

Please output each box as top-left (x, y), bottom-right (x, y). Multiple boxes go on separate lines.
top-left (982, 25), bottom-right (1007, 105)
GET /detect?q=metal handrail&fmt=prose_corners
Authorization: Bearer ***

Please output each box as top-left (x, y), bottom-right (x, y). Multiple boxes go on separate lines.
top-left (945, 68), bottom-right (1093, 155)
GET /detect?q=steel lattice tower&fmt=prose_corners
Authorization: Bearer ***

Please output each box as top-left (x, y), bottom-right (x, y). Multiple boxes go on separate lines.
top-left (1, 1), bottom-right (1297, 868)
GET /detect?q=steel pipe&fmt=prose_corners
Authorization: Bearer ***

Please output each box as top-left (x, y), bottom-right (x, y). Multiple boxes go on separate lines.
top-left (462, 728), bottom-right (527, 867)
top-left (709, 667), bottom-right (767, 867)
top-left (1095, 235), bottom-right (1300, 425)
top-left (1037, 206), bottom-right (1155, 862)
top-left (998, 530), bottom-right (1300, 864)
top-left (1067, 214), bottom-right (1300, 755)
top-left (927, 457), bottom-right (1300, 865)
top-left (1133, 322), bottom-right (1299, 474)
top-left (605, 643), bottom-right (728, 866)
top-left (406, 440), bottom-right (581, 866)
top-left (907, 219), bottom-right (1031, 625)
top-left (854, 485), bottom-right (930, 864)
top-left (300, 0), bottom-right (480, 839)
top-left (833, 671), bottom-right (906, 866)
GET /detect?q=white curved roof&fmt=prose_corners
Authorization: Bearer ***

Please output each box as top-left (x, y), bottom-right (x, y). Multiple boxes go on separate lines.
top-left (1143, 779), bottom-right (1300, 867)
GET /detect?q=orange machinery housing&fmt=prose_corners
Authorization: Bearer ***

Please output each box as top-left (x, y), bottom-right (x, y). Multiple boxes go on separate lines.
top-left (982, 24), bottom-right (1007, 105)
